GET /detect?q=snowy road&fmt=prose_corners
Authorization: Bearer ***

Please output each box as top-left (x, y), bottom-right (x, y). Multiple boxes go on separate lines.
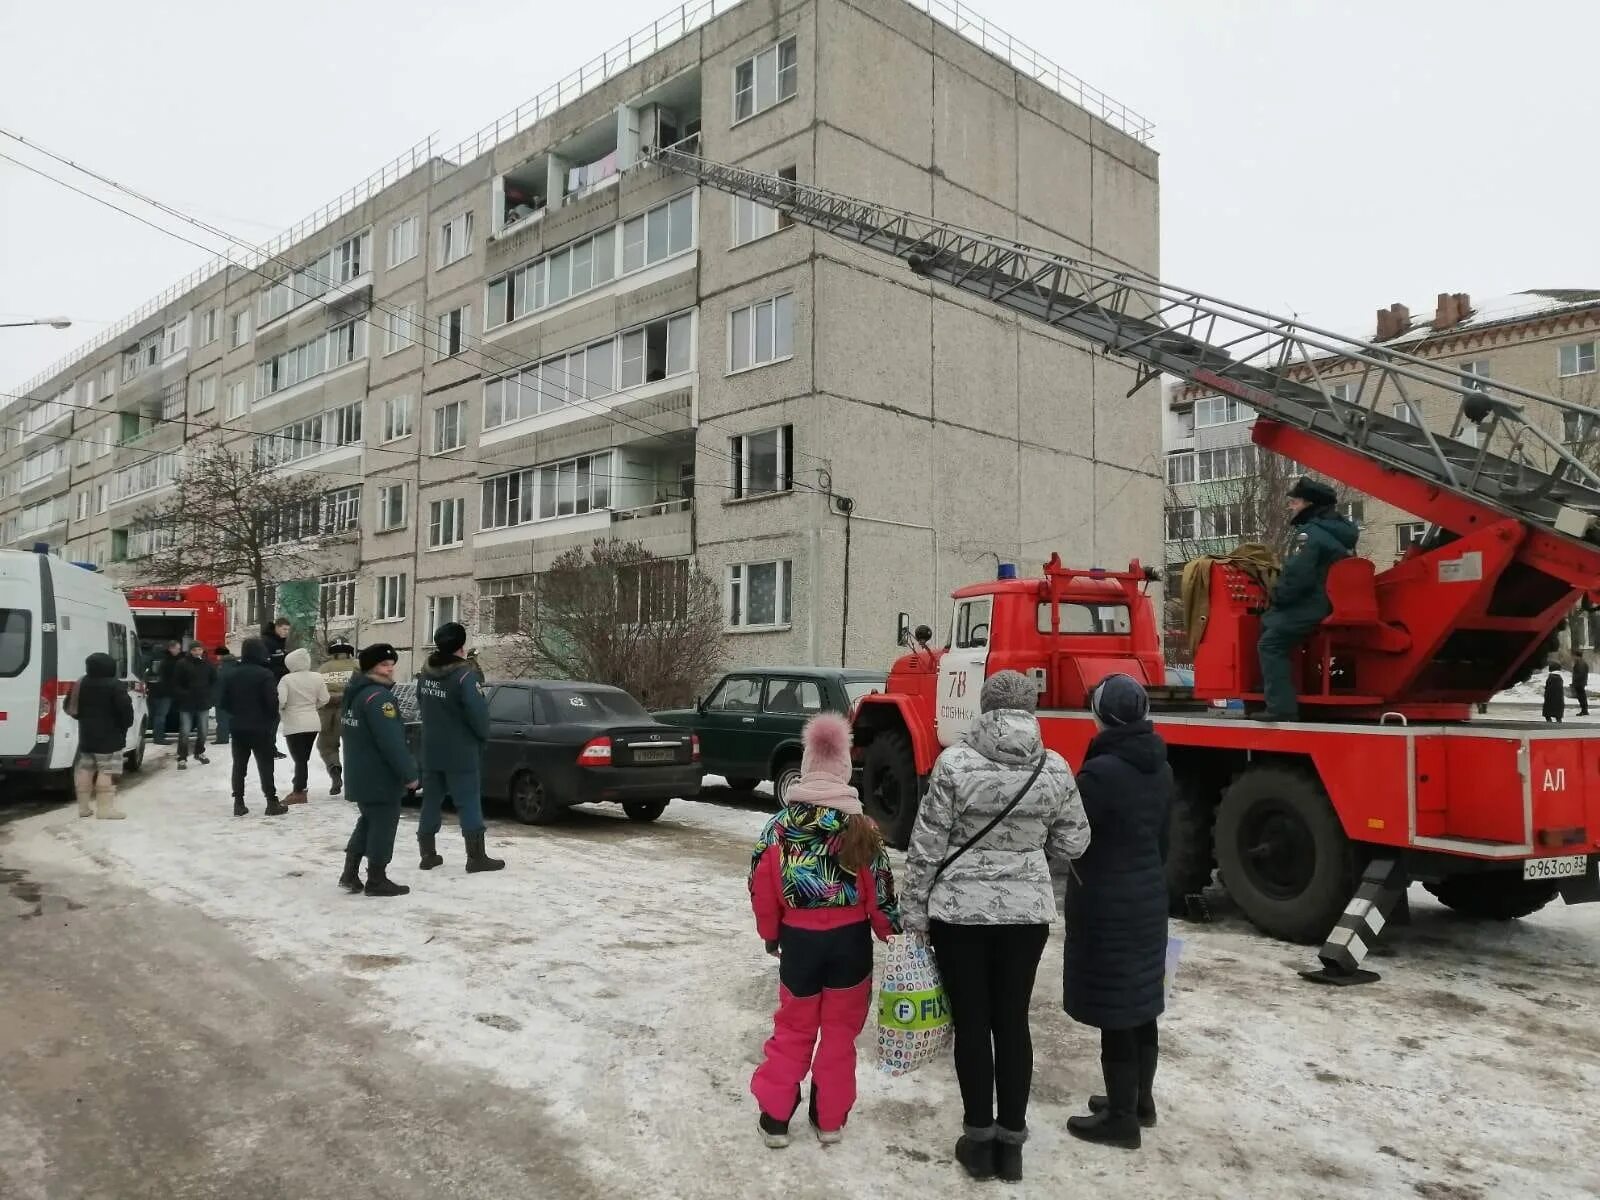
top-left (3, 748), bottom-right (1599, 1199)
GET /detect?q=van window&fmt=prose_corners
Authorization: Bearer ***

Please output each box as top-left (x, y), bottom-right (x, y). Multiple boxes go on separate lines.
top-left (1036, 602), bottom-right (1132, 635)
top-left (108, 622), bottom-right (130, 677)
top-left (0, 609), bottom-right (30, 677)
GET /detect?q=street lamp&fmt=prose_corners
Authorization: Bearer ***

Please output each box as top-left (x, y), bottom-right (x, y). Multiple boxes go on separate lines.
top-left (0, 316), bottom-right (72, 330)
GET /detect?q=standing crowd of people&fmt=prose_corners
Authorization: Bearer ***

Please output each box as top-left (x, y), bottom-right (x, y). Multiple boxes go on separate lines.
top-left (746, 668), bottom-right (1172, 1180)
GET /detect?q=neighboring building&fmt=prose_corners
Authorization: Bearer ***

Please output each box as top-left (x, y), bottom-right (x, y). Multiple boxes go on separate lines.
top-left (1164, 288), bottom-right (1600, 653)
top-left (0, 0), bottom-right (1159, 676)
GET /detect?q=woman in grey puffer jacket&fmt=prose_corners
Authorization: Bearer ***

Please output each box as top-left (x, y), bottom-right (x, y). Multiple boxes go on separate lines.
top-left (900, 670), bottom-right (1089, 1184)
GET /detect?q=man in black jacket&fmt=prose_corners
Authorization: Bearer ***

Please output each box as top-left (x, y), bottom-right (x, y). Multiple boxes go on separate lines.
top-left (68, 651), bottom-right (135, 820)
top-left (218, 638), bottom-right (285, 816)
top-left (1573, 652), bottom-right (1590, 717)
top-left (171, 643), bottom-right (217, 770)
top-left (148, 640), bottom-right (183, 745)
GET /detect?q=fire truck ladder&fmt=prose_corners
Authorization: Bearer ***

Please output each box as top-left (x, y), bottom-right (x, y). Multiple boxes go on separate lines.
top-left (648, 145), bottom-right (1600, 548)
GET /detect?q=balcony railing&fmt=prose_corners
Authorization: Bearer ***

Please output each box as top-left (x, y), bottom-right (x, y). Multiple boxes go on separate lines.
top-left (612, 497), bottom-right (692, 521)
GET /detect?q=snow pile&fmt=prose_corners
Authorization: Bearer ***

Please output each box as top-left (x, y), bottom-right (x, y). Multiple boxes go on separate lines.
top-left (11, 750), bottom-right (1600, 1199)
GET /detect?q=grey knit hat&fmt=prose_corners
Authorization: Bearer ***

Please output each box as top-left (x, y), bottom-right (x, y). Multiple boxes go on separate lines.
top-left (1090, 673), bottom-right (1149, 726)
top-left (980, 669), bottom-right (1037, 714)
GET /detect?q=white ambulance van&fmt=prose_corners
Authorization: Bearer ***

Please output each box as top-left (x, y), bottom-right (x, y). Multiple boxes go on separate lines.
top-left (0, 548), bottom-right (147, 785)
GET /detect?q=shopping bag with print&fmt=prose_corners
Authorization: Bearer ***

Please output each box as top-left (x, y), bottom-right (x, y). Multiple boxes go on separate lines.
top-left (877, 933), bottom-right (952, 1076)
top-left (1164, 935), bottom-right (1185, 1004)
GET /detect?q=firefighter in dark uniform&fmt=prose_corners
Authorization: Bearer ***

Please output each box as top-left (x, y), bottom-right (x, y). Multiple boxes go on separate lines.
top-left (1253, 477), bottom-right (1360, 721)
top-left (415, 622), bottom-right (504, 874)
top-left (337, 644), bottom-right (420, 897)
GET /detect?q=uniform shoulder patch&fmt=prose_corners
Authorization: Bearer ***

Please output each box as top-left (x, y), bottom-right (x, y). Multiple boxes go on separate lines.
top-left (381, 701), bottom-right (398, 718)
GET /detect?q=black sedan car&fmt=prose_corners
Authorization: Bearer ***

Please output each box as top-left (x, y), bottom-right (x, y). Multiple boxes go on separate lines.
top-left (399, 679), bottom-right (702, 824)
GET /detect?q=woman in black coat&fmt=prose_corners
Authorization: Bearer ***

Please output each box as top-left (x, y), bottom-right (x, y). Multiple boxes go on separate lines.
top-left (1063, 673), bottom-right (1172, 1150)
top-left (1543, 665), bottom-right (1565, 724)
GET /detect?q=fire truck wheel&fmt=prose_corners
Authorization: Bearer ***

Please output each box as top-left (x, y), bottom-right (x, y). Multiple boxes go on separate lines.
top-left (863, 730), bottom-right (919, 849)
top-left (1165, 777), bottom-right (1215, 915)
top-left (1422, 874), bottom-right (1559, 920)
top-left (1215, 765), bottom-right (1349, 944)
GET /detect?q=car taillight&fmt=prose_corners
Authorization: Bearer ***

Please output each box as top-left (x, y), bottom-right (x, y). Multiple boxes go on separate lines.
top-left (37, 679), bottom-right (70, 739)
top-left (691, 733), bottom-right (701, 762)
top-left (578, 737), bottom-right (613, 766)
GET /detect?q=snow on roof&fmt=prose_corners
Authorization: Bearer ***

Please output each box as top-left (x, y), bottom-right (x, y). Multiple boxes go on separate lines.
top-left (1380, 289), bottom-right (1600, 347)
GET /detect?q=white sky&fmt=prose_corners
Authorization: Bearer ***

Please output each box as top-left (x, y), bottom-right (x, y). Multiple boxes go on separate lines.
top-left (3, 0), bottom-right (1597, 391)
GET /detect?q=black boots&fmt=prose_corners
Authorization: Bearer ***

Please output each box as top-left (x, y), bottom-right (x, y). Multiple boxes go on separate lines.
top-left (363, 865), bottom-right (410, 897)
top-left (954, 1127), bottom-right (996, 1180)
top-left (465, 830), bottom-right (505, 873)
top-left (418, 833), bottom-right (444, 871)
top-left (1087, 1039), bottom-right (1159, 1127)
top-left (338, 851), bottom-right (363, 893)
top-left (233, 798), bottom-right (248, 816)
top-left (264, 799), bottom-right (288, 816)
top-left (993, 1128), bottom-right (1025, 1182)
top-left (1068, 1057), bottom-right (1144, 1149)
top-left (329, 764), bottom-right (343, 795)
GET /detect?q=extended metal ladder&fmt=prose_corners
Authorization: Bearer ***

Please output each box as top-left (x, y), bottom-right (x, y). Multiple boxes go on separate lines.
top-left (648, 145), bottom-right (1600, 547)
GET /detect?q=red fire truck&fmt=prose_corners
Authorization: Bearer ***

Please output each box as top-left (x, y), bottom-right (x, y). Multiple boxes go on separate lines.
top-left (123, 584), bottom-right (228, 666)
top-left (650, 149), bottom-right (1600, 969)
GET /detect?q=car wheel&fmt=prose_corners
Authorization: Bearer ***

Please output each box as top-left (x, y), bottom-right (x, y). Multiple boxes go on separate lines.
top-left (773, 760), bottom-right (802, 806)
top-left (623, 801), bottom-right (668, 823)
top-left (1215, 765), bottom-right (1351, 944)
top-left (509, 770), bottom-right (560, 825)
top-left (726, 777), bottom-right (762, 792)
top-left (124, 734), bottom-right (146, 775)
top-left (862, 730), bottom-right (920, 849)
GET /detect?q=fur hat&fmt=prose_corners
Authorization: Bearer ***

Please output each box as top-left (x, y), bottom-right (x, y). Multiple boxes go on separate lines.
top-left (981, 669), bottom-right (1038, 714)
top-left (326, 639), bottom-right (354, 657)
top-left (1289, 476), bottom-right (1337, 508)
top-left (358, 643), bottom-right (399, 672)
top-left (786, 713), bottom-right (863, 815)
top-left (434, 622), bottom-right (468, 656)
top-left (1091, 672), bottom-right (1149, 726)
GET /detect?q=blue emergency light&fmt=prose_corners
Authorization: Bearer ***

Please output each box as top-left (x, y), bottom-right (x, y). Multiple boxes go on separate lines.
top-left (997, 563), bottom-right (1017, 580)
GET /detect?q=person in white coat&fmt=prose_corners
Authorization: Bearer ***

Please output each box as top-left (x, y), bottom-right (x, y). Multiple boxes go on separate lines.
top-left (277, 648), bottom-right (330, 805)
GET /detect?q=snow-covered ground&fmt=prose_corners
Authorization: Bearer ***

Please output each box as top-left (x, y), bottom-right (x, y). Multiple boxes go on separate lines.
top-left (9, 750), bottom-right (1600, 1199)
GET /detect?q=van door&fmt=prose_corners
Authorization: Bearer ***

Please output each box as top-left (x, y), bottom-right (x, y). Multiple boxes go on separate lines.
top-left (936, 597), bottom-right (991, 748)
top-left (0, 598), bottom-right (38, 759)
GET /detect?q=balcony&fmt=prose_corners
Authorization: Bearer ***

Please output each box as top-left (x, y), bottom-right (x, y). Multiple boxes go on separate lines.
top-left (610, 497), bottom-right (692, 558)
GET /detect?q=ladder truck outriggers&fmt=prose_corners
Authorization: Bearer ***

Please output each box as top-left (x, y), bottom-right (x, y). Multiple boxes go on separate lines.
top-left (647, 145), bottom-right (1600, 979)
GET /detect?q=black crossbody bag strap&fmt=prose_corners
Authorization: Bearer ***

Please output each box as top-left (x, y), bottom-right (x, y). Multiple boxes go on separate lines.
top-left (933, 754), bottom-right (1047, 883)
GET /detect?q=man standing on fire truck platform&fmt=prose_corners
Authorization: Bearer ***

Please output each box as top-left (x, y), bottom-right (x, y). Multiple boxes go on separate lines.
top-left (1253, 477), bottom-right (1359, 721)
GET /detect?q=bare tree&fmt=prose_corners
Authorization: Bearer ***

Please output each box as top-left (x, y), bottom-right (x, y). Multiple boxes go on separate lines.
top-left (499, 540), bottom-right (724, 707)
top-left (137, 438), bottom-right (349, 635)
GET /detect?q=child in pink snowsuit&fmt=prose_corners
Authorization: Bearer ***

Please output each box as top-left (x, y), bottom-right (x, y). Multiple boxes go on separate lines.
top-left (749, 713), bottom-right (901, 1147)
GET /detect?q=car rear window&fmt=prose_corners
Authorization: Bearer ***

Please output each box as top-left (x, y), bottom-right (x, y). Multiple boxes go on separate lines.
top-left (0, 609), bottom-right (30, 678)
top-left (546, 689), bottom-right (648, 722)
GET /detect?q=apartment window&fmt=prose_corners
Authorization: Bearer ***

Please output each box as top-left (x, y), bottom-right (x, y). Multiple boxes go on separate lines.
top-left (427, 594), bottom-right (459, 631)
top-left (163, 319), bottom-right (189, 358)
top-left (1194, 395), bottom-right (1247, 427)
top-left (199, 308), bottom-right (219, 345)
top-left (620, 194), bottom-right (694, 276)
top-left (432, 401), bottom-right (465, 453)
top-left (428, 497), bottom-right (466, 549)
top-left (733, 36), bottom-right (799, 123)
top-left (1196, 445), bottom-right (1256, 482)
top-left (1200, 504), bottom-right (1249, 539)
top-left (377, 482), bottom-right (408, 531)
top-left (1165, 452), bottom-right (1194, 486)
top-left (1340, 500), bottom-right (1365, 525)
top-left (257, 231), bottom-right (371, 324)
top-left (76, 490), bottom-right (91, 520)
top-left (96, 483), bottom-right (107, 514)
top-left (333, 401), bottom-right (362, 447)
top-left (729, 293), bottom-right (794, 372)
top-left (438, 211), bottom-right (474, 267)
top-left (385, 304), bottom-right (417, 355)
top-left (479, 452), bottom-right (614, 530)
top-left (230, 308), bottom-right (251, 348)
top-left (319, 572), bottom-right (357, 619)
top-left (1165, 508), bottom-right (1196, 542)
top-left (382, 394), bottom-right (414, 442)
top-left (1397, 522), bottom-right (1428, 555)
top-left (1392, 401), bottom-right (1419, 426)
top-left (733, 166), bottom-right (796, 246)
top-left (267, 497), bottom-right (322, 545)
top-left (160, 382), bottom-right (185, 422)
top-left (75, 434), bottom-right (93, 467)
top-left (98, 365), bottom-right (116, 400)
top-left (388, 215), bottom-right (420, 267)
top-left (480, 574), bottom-right (534, 635)
top-left (97, 428), bottom-right (112, 458)
top-left (375, 574), bottom-right (408, 622)
top-left (730, 425), bottom-right (793, 498)
top-left (484, 312), bottom-right (692, 431)
top-left (194, 375), bottom-right (218, 414)
top-left (1460, 360), bottom-right (1490, 391)
top-left (1559, 342), bottom-right (1597, 378)
top-left (256, 319), bottom-right (366, 398)
top-left (1328, 383), bottom-right (1355, 402)
top-left (225, 379), bottom-right (250, 419)
top-left (436, 305), bottom-right (469, 359)
top-left (245, 585), bottom-right (276, 627)
top-left (254, 414), bottom-right (325, 466)
top-left (323, 486), bottom-right (361, 530)
top-left (727, 560), bottom-right (792, 630)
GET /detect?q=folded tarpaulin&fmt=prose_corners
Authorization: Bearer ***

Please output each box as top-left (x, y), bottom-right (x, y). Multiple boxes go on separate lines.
top-left (1179, 543), bottom-right (1282, 651)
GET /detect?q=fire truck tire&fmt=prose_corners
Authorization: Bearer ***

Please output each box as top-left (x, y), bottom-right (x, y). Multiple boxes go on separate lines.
top-left (1215, 766), bottom-right (1349, 944)
top-left (863, 730), bottom-right (919, 850)
top-left (1165, 777), bottom-right (1215, 915)
top-left (1422, 874), bottom-right (1559, 920)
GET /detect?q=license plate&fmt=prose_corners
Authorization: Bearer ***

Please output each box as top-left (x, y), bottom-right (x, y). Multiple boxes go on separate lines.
top-left (1523, 855), bottom-right (1589, 881)
top-left (630, 746), bottom-right (676, 764)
